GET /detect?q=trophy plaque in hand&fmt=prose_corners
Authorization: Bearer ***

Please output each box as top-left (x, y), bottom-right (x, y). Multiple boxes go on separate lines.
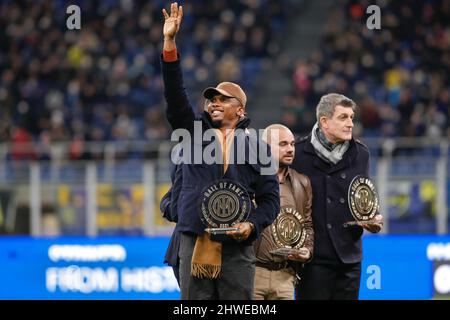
top-left (270, 247), bottom-right (310, 257)
top-left (200, 180), bottom-right (251, 234)
top-left (269, 206), bottom-right (311, 258)
top-left (344, 175), bottom-right (379, 227)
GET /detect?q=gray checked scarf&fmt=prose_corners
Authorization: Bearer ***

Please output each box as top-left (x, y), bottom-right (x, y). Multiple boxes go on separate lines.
top-left (310, 122), bottom-right (349, 165)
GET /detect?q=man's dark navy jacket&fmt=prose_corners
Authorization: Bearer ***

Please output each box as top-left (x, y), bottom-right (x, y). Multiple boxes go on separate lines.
top-left (292, 135), bottom-right (370, 264)
top-left (161, 56), bottom-right (280, 244)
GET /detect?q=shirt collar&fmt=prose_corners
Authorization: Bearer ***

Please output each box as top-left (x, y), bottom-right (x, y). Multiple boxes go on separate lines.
top-left (279, 167), bottom-right (291, 184)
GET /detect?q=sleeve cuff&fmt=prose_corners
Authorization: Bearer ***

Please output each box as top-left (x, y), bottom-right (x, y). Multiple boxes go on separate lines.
top-left (163, 49), bottom-right (178, 62)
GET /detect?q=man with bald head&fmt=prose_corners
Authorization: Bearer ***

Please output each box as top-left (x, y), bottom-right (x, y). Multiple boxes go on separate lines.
top-left (252, 124), bottom-right (314, 300)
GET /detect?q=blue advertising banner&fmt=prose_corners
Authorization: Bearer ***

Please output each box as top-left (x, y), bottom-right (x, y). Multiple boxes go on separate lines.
top-left (0, 236), bottom-right (180, 299)
top-left (1, 235), bottom-right (450, 299)
top-left (360, 235), bottom-right (435, 299)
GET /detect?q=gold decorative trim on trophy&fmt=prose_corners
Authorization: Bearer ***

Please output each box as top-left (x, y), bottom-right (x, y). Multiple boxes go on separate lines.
top-left (200, 180), bottom-right (251, 234)
top-left (270, 206), bottom-right (309, 257)
top-left (345, 175), bottom-right (379, 226)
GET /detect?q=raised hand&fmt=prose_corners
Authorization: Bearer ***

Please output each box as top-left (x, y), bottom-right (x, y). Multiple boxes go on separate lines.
top-left (162, 2), bottom-right (183, 41)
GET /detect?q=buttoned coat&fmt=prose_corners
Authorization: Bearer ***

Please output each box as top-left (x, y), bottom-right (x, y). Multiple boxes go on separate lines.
top-left (292, 135), bottom-right (370, 264)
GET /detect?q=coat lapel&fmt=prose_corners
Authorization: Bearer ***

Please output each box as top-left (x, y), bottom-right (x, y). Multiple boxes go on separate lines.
top-left (303, 137), bottom-right (359, 174)
top-left (303, 140), bottom-right (331, 172)
top-left (288, 169), bottom-right (304, 214)
top-left (325, 139), bottom-right (359, 174)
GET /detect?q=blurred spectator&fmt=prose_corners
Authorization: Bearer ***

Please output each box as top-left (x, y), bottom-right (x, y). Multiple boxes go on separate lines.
top-left (1, 0), bottom-right (297, 160)
top-left (11, 120), bottom-right (36, 161)
top-left (285, 0), bottom-right (450, 140)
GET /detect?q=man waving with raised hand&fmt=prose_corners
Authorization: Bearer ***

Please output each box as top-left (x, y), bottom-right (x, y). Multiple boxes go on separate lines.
top-left (160, 2), bottom-right (279, 300)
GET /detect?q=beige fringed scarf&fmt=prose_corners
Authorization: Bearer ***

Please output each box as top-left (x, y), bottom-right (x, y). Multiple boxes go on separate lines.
top-left (191, 128), bottom-right (234, 279)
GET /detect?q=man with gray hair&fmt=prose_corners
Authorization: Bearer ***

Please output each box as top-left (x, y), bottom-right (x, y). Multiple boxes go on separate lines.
top-left (292, 93), bottom-right (383, 300)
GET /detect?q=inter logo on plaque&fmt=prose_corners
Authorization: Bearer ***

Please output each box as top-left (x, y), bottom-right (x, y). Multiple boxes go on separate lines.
top-left (200, 180), bottom-right (251, 233)
top-left (348, 175), bottom-right (379, 222)
top-left (270, 206), bottom-right (308, 257)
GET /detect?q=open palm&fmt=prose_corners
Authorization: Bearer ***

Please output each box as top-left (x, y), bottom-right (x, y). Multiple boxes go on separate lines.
top-left (162, 2), bottom-right (183, 40)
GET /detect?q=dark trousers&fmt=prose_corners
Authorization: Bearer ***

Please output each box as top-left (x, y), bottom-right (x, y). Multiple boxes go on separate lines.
top-left (295, 262), bottom-right (361, 300)
top-left (179, 232), bottom-right (255, 300)
top-left (172, 264), bottom-right (180, 286)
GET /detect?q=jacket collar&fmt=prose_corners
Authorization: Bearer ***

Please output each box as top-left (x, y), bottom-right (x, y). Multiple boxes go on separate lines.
top-left (286, 168), bottom-right (306, 214)
top-left (302, 134), bottom-right (358, 174)
top-left (278, 167), bottom-right (290, 184)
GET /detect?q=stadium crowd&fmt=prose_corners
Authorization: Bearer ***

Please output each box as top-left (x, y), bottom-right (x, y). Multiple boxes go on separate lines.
top-left (281, 0), bottom-right (450, 139)
top-left (0, 0), bottom-right (298, 160)
top-left (1, 0), bottom-right (449, 161)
